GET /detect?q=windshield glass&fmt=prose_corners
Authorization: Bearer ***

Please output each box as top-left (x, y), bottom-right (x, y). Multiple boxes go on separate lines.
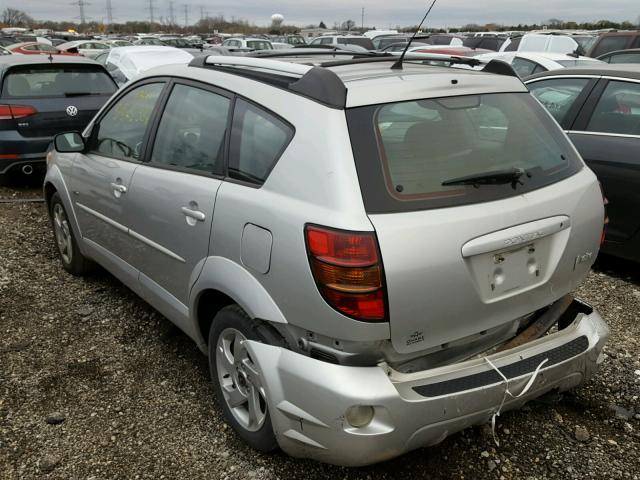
top-left (2, 66), bottom-right (117, 98)
top-left (346, 93), bottom-right (582, 212)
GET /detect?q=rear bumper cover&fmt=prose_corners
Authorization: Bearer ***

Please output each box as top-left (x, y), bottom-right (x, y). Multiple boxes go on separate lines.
top-left (245, 304), bottom-right (608, 466)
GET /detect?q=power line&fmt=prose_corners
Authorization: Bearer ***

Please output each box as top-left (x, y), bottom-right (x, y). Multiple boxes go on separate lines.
top-left (106, 0), bottom-right (113, 24)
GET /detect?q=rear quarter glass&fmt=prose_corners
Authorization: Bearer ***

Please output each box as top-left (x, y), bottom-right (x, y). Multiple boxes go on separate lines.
top-left (346, 92), bottom-right (583, 214)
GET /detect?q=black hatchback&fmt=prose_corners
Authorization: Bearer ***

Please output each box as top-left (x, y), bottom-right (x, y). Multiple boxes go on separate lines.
top-left (526, 65), bottom-right (640, 262)
top-left (0, 55), bottom-right (117, 180)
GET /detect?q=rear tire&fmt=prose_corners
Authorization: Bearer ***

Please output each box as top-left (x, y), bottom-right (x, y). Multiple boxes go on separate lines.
top-left (208, 305), bottom-right (278, 452)
top-left (49, 192), bottom-right (92, 275)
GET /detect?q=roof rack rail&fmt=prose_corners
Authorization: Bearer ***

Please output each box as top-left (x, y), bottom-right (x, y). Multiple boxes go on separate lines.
top-left (190, 55), bottom-right (347, 109)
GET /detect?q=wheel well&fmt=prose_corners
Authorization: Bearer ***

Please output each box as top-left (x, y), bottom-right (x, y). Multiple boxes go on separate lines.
top-left (44, 182), bottom-right (57, 210)
top-left (197, 289), bottom-right (235, 345)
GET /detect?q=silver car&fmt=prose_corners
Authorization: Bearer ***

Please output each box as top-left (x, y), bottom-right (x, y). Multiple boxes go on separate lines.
top-left (44, 54), bottom-right (609, 466)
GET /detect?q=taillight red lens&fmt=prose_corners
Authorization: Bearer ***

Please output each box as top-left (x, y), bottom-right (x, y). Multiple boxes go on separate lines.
top-left (599, 182), bottom-right (609, 246)
top-left (305, 225), bottom-right (386, 322)
top-left (0, 105), bottom-right (12, 120)
top-left (10, 105), bottom-right (37, 118)
top-left (0, 104), bottom-right (37, 120)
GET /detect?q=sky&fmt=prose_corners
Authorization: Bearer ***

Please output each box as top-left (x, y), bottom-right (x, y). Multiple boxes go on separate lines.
top-left (12, 0), bottom-right (640, 27)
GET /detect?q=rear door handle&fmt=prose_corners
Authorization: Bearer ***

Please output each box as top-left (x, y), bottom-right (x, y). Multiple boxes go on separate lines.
top-left (181, 207), bottom-right (206, 222)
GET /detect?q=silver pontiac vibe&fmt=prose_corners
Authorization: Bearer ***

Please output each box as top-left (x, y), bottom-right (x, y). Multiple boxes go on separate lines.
top-left (44, 54), bottom-right (608, 466)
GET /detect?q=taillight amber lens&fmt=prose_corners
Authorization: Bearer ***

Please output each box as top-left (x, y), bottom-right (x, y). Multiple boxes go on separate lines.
top-left (305, 225), bottom-right (387, 322)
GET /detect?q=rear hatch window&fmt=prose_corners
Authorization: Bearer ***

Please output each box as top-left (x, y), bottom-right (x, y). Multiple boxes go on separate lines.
top-left (346, 92), bottom-right (582, 213)
top-left (1, 65), bottom-right (116, 99)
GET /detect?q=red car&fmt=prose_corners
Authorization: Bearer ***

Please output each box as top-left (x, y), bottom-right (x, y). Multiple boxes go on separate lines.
top-left (7, 42), bottom-right (79, 56)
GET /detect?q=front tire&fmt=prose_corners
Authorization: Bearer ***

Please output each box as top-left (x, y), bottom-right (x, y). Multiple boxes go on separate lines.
top-left (49, 192), bottom-right (92, 275)
top-left (208, 305), bottom-right (278, 452)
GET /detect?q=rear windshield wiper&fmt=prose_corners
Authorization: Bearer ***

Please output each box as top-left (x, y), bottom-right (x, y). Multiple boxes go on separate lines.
top-left (442, 167), bottom-right (530, 190)
top-left (64, 92), bottom-right (95, 97)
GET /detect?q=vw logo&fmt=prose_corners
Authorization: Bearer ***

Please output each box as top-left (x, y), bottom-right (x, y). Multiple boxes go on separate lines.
top-left (66, 105), bottom-right (78, 117)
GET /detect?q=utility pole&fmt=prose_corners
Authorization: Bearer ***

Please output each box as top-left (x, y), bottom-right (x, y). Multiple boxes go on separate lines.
top-left (200, 5), bottom-right (205, 22)
top-left (183, 4), bottom-right (189, 27)
top-left (71, 0), bottom-right (88, 24)
top-left (147, 0), bottom-right (155, 24)
top-left (106, 0), bottom-right (113, 24)
top-left (168, 0), bottom-right (175, 25)
top-left (361, 7), bottom-right (364, 30)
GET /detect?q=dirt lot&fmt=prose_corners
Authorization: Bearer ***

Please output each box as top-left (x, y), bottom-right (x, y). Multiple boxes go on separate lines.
top-left (1, 183), bottom-right (639, 480)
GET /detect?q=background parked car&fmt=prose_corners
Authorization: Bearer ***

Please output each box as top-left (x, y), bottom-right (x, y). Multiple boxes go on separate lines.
top-left (526, 64), bottom-right (640, 262)
top-left (500, 34), bottom-right (582, 55)
top-left (222, 37), bottom-right (273, 52)
top-left (476, 51), bottom-right (602, 77)
top-left (308, 35), bottom-right (374, 50)
top-left (133, 37), bottom-right (166, 46)
top-left (462, 34), bottom-right (507, 52)
top-left (104, 46), bottom-right (194, 84)
top-left (0, 55), bottom-right (117, 181)
top-left (587, 31), bottom-right (640, 58)
top-left (598, 48), bottom-right (640, 64)
top-left (104, 39), bottom-right (133, 48)
top-left (57, 40), bottom-right (111, 58)
top-left (7, 42), bottom-right (77, 56)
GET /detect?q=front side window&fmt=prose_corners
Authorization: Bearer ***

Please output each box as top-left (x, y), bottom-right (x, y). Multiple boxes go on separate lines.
top-left (586, 81), bottom-right (640, 136)
top-left (346, 93), bottom-right (583, 212)
top-left (528, 78), bottom-right (591, 125)
top-left (91, 82), bottom-right (164, 161)
top-left (228, 99), bottom-right (293, 185)
top-left (150, 84), bottom-right (230, 174)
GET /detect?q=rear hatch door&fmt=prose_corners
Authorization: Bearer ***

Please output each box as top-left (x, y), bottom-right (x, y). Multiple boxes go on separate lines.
top-left (347, 91), bottom-right (604, 354)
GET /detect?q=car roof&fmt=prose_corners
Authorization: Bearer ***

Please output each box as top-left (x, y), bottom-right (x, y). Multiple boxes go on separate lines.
top-left (526, 63), bottom-right (640, 81)
top-left (0, 54), bottom-right (98, 66)
top-left (143, 55), bottom-right (527, 108)
top-left (599, 48), bottom-right (640, 57)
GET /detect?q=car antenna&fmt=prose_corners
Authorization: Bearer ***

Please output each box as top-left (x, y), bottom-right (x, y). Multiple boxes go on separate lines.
top-left (391, 0), bottom-right (439, 70)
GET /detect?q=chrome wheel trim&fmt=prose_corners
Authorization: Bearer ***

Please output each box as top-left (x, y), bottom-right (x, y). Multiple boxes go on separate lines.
top-left (216, 327), bottom-right (268, 432)
top-left (53, 203), bottom-right (73, 265)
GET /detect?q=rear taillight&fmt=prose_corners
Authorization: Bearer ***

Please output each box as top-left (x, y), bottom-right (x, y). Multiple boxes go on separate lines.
top-left (0, 104), bottom-right (37, 120)
top-left (599, 182), bottom-right (609, 246)
top-left (305, 225), bottom-right (387, 322)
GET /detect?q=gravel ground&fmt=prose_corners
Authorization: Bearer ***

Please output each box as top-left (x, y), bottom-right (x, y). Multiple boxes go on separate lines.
top-left (1, 183), bottom-right (639, 479)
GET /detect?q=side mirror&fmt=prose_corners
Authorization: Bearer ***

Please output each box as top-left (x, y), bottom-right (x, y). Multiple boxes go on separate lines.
top-left (54, 132), bottom-right (85, 153)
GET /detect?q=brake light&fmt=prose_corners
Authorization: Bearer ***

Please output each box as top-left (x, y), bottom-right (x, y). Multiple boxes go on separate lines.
top-left (599, 182), bottom-right (609, 246)
top-left (305, 225), bottom-right (387, 322)
top-left (0, 104), bottom-right (37, 120)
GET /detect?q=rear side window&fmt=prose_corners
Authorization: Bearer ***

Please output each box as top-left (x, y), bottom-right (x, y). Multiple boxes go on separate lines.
top-left (586, 81), bottom-right (640, 136)
top-left (592, 36), bottom-right (631, 57)
top-left (2, 66), bottom-right (117, 98)
top-left (247, 41), bottom-right (272, 50)
top-left (606, 52), bottom-right (640, 64)
top-left (504, 37), bottom-right (521, 51)
top-left (528, 78), bottom-right (591, 125)
top-left (228, 99), bottom-right (293, 185)
top-left (346, 93), bottom-right (582, 213)
top-left (511, 58), bottom-right (543, 77)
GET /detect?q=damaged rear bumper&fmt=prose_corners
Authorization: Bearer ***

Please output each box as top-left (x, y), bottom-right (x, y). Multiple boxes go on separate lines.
top-left (245, 301), bottom-right (608, 466)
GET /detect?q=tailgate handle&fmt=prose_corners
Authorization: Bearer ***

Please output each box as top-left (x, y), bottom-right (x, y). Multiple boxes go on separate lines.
top-left (461, 216), bottom-right (570, 257)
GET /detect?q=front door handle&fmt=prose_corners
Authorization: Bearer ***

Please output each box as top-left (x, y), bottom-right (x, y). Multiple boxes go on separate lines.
top-left (110, 182), bottom-right (127, 193)
top-left (181, 207), bottom-right (206, 222)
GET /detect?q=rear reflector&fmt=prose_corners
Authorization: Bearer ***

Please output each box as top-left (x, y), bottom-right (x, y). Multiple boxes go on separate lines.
top-left (305, 225), bottom-right (387, 322)
top-left (0, 104), bottom-right (37, 120)
top-left (599, 182), bottom-right (609, 246)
